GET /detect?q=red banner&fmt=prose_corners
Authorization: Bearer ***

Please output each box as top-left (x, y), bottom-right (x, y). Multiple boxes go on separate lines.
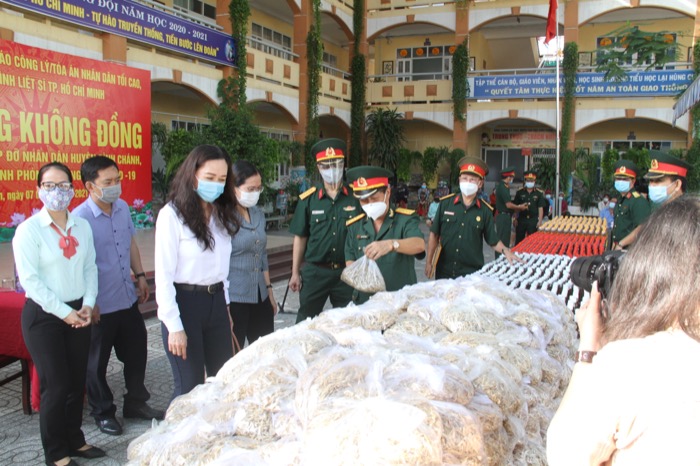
top-left (0, 39), bottom-right (152, 240)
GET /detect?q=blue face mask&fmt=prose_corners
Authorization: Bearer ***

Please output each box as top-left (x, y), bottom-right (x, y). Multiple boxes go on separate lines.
top-left (614, 179), bottom-right (631, 193)
top-left (648, 184), bottom-right (669, 204)
top-left (195, 178), bottom-right (225, 203)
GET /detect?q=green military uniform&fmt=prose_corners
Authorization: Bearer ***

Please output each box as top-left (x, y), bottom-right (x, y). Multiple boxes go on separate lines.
top-left (611, 160), bottom-right (650, 245)
top-left (514, 171), bottom-right (547, 245)
top-left (344, 165), bottom-right (425, 304)
top-left (430, 193), bottom-right (498, 279)
top-left (345, 208), bottom-right (424, 304)
top-left (289, 139), bottom-right (361, 323)
top-left (612, 190), bottom-right (650, 242)
top-left (494, 166), bottom-right (516, 258)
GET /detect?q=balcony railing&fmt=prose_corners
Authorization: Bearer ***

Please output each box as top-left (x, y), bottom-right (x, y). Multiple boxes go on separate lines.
top-left (367, 0), bottom-right (458, 12)
top-left (247, 37), bottom-right (298, 62)
top-left (137, 0), bottom-right (223, 31)
top-left (367, 72), bottom-right (451, 82)
top-left (322, 64), bottom-right (352, 80)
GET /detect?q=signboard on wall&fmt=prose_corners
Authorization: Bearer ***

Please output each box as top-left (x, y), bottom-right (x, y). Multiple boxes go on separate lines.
top-left (0, 0), bottom-right (236, 67)
top-left (469, 69), bottom-right (693, 99)
top-left (0, 39), bottom-right (152, 240)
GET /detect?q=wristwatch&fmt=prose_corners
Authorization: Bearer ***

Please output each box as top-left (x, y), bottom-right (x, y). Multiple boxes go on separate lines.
top-left (392, 240), bottom-right (399, 251)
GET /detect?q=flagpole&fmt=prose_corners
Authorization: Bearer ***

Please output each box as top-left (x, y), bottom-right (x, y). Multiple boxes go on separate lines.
top-left (554, 19), bottom-right (561, 216)
top-left (554, 13), bottom-right (561, 215)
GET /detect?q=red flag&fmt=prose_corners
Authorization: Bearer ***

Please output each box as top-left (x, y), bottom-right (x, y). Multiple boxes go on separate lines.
top-left (545, 0), bottom-right (557, 44)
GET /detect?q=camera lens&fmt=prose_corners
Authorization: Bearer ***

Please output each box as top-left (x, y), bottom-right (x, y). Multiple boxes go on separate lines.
top-left (570, 256), bottom-right (603, 292)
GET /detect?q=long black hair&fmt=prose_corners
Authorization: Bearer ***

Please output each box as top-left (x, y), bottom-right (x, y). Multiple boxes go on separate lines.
top-left (167, 145), bottom-right (240, 250)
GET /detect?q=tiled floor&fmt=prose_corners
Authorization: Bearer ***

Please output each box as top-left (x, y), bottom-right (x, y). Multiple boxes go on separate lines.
top-left (0, 221), bottom-right (497, 465)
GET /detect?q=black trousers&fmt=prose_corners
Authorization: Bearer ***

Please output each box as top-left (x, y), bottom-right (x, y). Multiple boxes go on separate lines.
top-left (161, 287), bottom-right (234, 401)
top-left (21, 298), bottom-right (90, 463)
top-left (87, 300), bottom-right (149, 420)
top-left (229, 291), bottom-right (274, 348)
top-left (515, 218), bottom-right (538, 245)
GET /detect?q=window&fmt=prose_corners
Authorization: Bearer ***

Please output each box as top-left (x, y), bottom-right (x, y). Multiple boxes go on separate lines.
top-left (395, 45), bottom-right (453, 81)
top-left (171, 120), bottom-right (210, 132)
top-left (173, 0), bottom-right (215, 20)
top-left (250, 23), bottom-right (293, 60)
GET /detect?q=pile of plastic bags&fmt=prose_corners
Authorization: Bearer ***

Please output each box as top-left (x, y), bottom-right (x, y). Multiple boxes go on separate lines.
top-left (128, 275), bottom-right (577, 466)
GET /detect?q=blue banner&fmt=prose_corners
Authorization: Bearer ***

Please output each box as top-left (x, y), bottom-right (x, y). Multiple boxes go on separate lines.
top-left (471, 70), bottom-right (693, 99)
top-left (0, 0), bottom-right (236, 67)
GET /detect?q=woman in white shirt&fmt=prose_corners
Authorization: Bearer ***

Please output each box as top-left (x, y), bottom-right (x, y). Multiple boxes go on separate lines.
top-left (155, 145), bottom-right (240, 399)
top-left (547, 195), bottom-right (700, 466)
top-left (13, 162), bottom-right (104, 466)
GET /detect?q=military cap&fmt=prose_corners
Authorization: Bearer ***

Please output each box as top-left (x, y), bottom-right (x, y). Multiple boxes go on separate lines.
top-left (458, 156), bottom-right (488, 179)
top-left (500, 166), bottom-right (516, 178)
top-left (644, 150), bottom-right (691, 180)
top-left (311, 138), bottom-right (346, 162)
top-left (524, 171), bottom-right (537, 180)
top-left (614, 159), bottom-right (638, 179)
top-left (346, 165), bottom-right (393, 199)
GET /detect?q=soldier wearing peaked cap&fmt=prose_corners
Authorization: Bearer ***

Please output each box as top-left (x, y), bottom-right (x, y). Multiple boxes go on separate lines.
top-left (288, 139), bottom-right (361, 323)
top-left (612, 159), bottom-right (651, 250)
top-left (425, 156), bottom-right (521, 280)
top-left (645, 150), bottom-right (692, 206)
top-left (495, 166), bottom-right (527, 257)
top-left (343, 166), bottom-right (425, 304)
top-left (513, 171), bottom-right (547, 245)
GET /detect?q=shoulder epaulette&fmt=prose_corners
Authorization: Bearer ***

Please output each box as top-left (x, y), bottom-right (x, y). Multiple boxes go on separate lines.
top-left (395, 207), bottom-right (415, 215)
top-left (346, 213), bottom-right (366, 226)
top-left (481, 200), bottom-right (494, 211)
top-left (299, 187), bottom-right (317, 200)
top-left (536, 188), bottom-right (544, 193)
top-left (632, 191), bottom-right (640, 198)
top-left (440, 193), bottom-right (456, 201)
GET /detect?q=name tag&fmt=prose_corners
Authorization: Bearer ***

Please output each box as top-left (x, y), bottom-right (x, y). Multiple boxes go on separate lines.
top-left (312, 210), bottom-right (324, 215)
top-left (444, 211), bottom-right (455, 216)
top-left (343, 206), bottom-right (356, 211)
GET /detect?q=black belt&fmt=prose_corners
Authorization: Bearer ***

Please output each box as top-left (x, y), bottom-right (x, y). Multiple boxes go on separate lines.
top-left (174, 282), bottom-right (224, 294)
top-left (311, 262), bottom-right (344, 270)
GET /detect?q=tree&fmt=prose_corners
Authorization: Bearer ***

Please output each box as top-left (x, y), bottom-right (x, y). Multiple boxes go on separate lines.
top-left (595, 23), bottom-right (681, 82)
top-left (365, 108), bottom-right (406, 172)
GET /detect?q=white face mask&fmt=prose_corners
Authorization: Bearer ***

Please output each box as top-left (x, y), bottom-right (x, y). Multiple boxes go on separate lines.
top-left (361, 191), bottom-right (388, 220)
top-left (237, 190), bottom-right (260, 208)
top-left (319, 166), bottom-right (343, 185)
top-left (525, 181), bottom-right (535, 189)
top-left (459, 181), bottom-right (479, 197)
top-left (609, 201), bottom-right (616, 209)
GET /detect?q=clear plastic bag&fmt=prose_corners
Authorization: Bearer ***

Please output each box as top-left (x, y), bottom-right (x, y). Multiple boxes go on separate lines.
top-left (340, 255), bottom-right (386, 293)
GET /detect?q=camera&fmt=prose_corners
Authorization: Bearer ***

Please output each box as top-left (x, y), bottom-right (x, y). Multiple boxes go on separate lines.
top-left (570, 251), bottom-right (625, 300)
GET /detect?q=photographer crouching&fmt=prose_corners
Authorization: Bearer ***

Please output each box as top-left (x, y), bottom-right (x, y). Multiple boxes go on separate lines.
top-left (547, 195), bottom-right (700, 466)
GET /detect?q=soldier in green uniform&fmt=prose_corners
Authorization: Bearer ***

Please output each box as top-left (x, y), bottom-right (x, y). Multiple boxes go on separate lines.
top-left (344, 166), bottom-right (426, 304)
top-left (425, 157), bottom-right (520, 280)
top-left (513, 171), bottom-right (547, 245)
top-left (644, 150), bottom-right (692, 206)
top-left (494, 166), bottom-right (527, 258)
top-left (612, 159), bottom-right (651, 250)
top-left (288, 139), bottom-right (361, 323)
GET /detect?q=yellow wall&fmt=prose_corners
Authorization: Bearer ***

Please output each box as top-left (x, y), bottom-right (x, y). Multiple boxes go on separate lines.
top-left (152, 91), bottom-right (211, 122)
top-left (576, 119), bottom-right (687, 142)
top-left (578, 18), bottom-right (694, 56)
top-left (402, 121), bottom-right (453, 152)
top-left (252, 107), bottom-right (295, 132)
top-left (468, 31), bottom-right (495, 72)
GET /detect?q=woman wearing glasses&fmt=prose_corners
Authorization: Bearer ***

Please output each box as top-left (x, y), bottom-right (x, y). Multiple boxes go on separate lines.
top-left (13, 162), bottom-right (105, 466)
top-left (227, 160), bottom-right (278, 349)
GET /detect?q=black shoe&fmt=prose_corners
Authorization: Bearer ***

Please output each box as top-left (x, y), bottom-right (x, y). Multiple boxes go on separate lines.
top-left (45, 459), bottom-right (80, 466)
top-left (70, 445), bottom-right (106, 459)
top-left (95, 417), bottom-right (122, 436)
top-left (123, 403), bottom-right (165, 421)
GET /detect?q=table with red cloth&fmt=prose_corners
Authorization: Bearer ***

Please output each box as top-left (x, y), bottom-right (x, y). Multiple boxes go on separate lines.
top-left (0, 291), bottom-right (40, 413)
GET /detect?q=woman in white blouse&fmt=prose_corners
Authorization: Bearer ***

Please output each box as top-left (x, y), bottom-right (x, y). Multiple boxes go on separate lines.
top-left (13, 162), bottom-right (105, 466)
top-left (155, 145), bottom-right (240, 399)
top-left (547, 195), bottom-right (700, 466)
